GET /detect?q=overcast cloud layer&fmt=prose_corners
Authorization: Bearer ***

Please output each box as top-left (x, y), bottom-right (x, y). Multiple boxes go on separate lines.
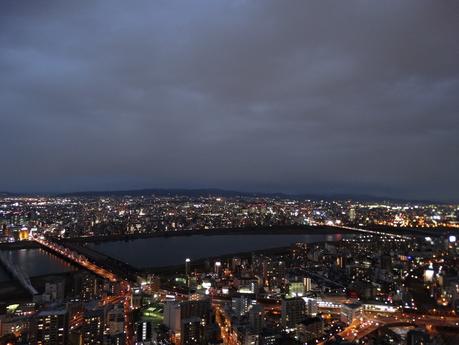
top-left (1, 1), bottom-right (458, 200)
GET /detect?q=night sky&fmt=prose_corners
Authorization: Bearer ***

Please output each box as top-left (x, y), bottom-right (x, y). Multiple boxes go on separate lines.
top-left (1, 1), bottom-right (458, 201)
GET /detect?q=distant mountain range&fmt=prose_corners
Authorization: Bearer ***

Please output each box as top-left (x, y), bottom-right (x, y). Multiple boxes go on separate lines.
top-left (0, 192), bottom-right (19, 197)
top-left (0, 188), bottom-right (449, 204)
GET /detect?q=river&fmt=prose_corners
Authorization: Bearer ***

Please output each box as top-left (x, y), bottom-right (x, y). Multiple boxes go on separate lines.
top-left (88, 233), bottom-right (347, 268)
top-left (0, 248), bottom-right (77, 282)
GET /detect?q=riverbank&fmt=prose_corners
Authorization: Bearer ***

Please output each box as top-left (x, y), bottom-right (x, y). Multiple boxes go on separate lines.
top-left (0, 240), bottom-right (40, 250)
top-left (143, 245), bottom-right (292, 274)
top-left (71, 224), bottom-right (350, 244)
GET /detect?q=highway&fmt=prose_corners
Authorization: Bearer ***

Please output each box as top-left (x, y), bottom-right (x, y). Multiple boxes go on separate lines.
top-left (337, 312), bottom-right (459, 343)
top-left (332, 224), bottom-right (413, 240)
top-left (33, 236), bottom-right (118, 282)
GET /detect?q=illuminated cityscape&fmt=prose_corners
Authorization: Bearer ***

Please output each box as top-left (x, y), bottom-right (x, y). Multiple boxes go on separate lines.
top-left (0, 194), bottom-right (457, 242)
top-left (0, 193), bottom-right (458, 344)
top-left (1, 1), bottom-right (459, 344)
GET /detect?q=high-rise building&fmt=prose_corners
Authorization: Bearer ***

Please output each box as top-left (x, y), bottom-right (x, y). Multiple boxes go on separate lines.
top-left (236, 328), bottom-right (260, 345)
top-left (163, 300), bottom-right (181, 336)
top-left (407, 329), bottom-right (430, 345)
top-left (238, 278), bottom-right (258, 295)
top-left (136, 321), bottom-right (153, 343)
top-left (303, 298), bottom-right (318, 317)
top-left (106, 304), bottom-right (124, 336)
top-left (74, 272), bottom-right (103, 301)
top-left (232, 296), bottom-right (255, 317)
top-left (281, 297), bottom-right (305, 329)
top-left (304, 277), bottom-right (312, 292)
top-left (43, 279), bottom-right (66, 304)
top-left (289, 281), bottom-right (304, 297)
top-left (349, 208), bottom-right (356, 222)
top-left (180, 299), bottom-right (212, 345)
top-left (214, 261), bottom-right (222, 275)
top-left (181, 317), bottom-right (206, 345)
top-left (248, 304), bottom-right (264, 333)
top-left (82, 309), bottom-right (104, 344)
top-left (33, 308), bottom-right (68, 345)
top-left (263, 260), bottom-right (286, 289)
top-left (296, 317), bottom-right (324, 343)
top-left (180, 299), bottom-right (212, 322)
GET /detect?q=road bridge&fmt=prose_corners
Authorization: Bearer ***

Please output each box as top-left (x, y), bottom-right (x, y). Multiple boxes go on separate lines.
top-left (32, 236), bottom-right (134, 344)
top-left (32, 237), bottom-right (118, 282)
top-left (333, 225), bottom-right (413, 240)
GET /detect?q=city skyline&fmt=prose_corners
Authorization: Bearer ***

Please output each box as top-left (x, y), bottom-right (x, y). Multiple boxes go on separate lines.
top-left (0, 186), bottom-right (458, 205)
top-left (1, 2), bottom-right (459, 343)
top-left (1, 1), bottom-right (458, 200)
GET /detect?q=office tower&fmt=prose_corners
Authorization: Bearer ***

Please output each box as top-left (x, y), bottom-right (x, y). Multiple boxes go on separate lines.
top-left (180, 299), bottom-right (212, 345)
top-left (181, 317), bottom-right (206, 345)
top-left (296, 317), bottom-right (324, 343)
top-left (74, 272), bottom-right (103, 301)
top-left (281, 297), bottom-right (305, 329)
top-left (33, 308), bottom-right (68, 345)
top-left (136, 321), bottom-right (153, 343)
top-left (180, 299), bottom-right (211, 321)
top-left (248, 304), bottom-right (264, 333)
top-left (232, 296), bottom-right (255, 317)
top-left (263, 260), bottom-right (286, 289)
top-left (82, 309), bottom-right (104, 344)
top-left (164, 300), bottom-right (181, 338)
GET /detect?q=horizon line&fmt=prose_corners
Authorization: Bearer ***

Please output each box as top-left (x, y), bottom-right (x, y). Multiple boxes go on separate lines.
top-left (1, 186), bottom-right (456, 204)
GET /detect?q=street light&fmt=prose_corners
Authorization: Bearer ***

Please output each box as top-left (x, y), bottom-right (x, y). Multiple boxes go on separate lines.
top-left (185, 258), bottom-right (191, 297)
top-left (215, 261), bottom-right (221, 275)
top-left (185, 258), bottom-right (191, 276)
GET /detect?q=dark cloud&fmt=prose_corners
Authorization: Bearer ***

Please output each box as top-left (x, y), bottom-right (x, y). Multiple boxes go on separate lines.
top-left (1, 0), bottom-right (458, 200)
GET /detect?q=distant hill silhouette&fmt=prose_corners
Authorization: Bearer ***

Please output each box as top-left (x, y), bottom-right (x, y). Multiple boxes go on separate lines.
top-left (55, 188), bottom-right (443, 204)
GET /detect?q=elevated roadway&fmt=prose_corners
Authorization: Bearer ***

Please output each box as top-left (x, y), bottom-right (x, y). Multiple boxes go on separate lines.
top-left (32, 236), bottom-right (134, 345)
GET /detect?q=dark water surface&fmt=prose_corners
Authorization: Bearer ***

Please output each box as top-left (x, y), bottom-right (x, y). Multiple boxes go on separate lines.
top-left (89, 233), bottom-right (347, 268)
top-left (0, 248), bottom-right (77, 282)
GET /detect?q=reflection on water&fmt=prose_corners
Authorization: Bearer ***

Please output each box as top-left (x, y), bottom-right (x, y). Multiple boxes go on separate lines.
top-left (90, 233), bottom-right (348, 269)
top-left (0, 248), bottom-right (77, 282)
top-left (0, 266), bottom-right (9, 282)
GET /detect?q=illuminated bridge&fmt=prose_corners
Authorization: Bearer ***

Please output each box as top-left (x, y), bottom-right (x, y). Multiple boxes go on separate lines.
top-left (0, 251), bottom-right (38, 295)
top-left (32, 236), bottom-right (134, 344)
top-left (333, 225), bottom-right (412, 240)
top-left (32, 236), bottom-right (117, 282)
